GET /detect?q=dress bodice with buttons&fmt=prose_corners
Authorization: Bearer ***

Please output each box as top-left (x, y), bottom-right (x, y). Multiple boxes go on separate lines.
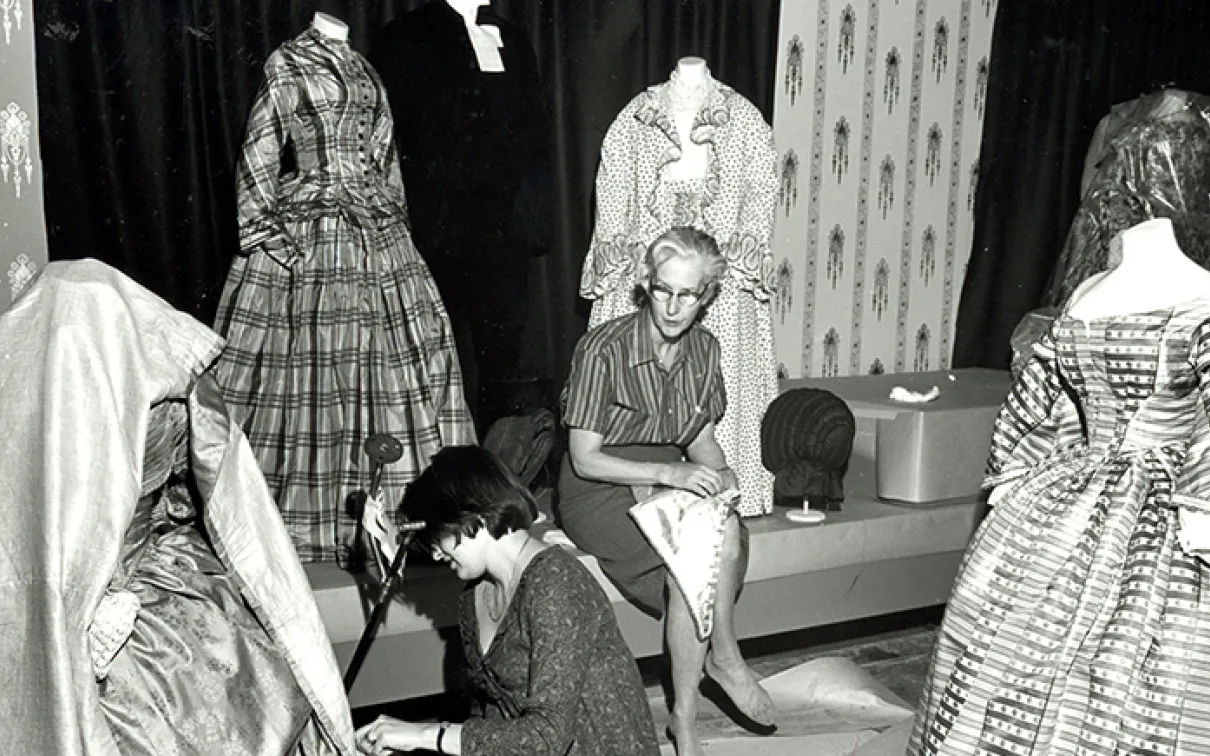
top-left (235, 28), bottom-right (409, 251)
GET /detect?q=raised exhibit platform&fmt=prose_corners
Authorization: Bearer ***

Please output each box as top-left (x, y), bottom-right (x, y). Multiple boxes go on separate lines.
top-left (308, 369), bottom-right (1006, 708)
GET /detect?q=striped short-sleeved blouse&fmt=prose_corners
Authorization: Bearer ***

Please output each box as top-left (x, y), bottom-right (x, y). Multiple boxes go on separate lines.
top-left (561, 311), bottom-right (726, 447)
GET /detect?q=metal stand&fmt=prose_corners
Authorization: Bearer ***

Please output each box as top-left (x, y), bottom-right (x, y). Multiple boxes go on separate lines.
top-left (343, 528), bottom-right (418, 692)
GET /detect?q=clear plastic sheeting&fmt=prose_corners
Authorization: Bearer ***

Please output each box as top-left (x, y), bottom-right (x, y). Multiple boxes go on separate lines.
top-left (1045, 89), bottom-right (1210, 306)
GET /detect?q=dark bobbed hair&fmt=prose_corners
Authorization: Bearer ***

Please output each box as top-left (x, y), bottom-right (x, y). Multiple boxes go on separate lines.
top-left (400, 446), bottom-right (536, 551)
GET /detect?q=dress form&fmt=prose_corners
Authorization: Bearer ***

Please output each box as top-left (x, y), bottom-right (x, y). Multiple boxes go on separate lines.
top-left (445, 0), bottom-right (505, 72)
top-left (1066, 217), bottom-right (1210, 322)
top-left (665, 57), bottom-right (711, 182)
top-left (311, 12), bottom-right (349, 41)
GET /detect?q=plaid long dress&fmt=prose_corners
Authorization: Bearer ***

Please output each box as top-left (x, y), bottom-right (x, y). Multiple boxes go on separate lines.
top-left (213, 28), bottom-right (475, 564)
top-left (910, 300), bottom-right (1210, 755)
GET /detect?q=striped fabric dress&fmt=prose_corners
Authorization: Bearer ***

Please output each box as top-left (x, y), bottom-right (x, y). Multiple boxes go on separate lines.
top-left (213, 27), bottom-right (475, 564)
top-left (910, 299), bottom-right (1210, 755)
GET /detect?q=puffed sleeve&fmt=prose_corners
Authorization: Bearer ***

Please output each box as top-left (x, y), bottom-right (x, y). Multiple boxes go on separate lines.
top-left (1173, 320), bottom-right (1210, 556)
top-left (725, 107), bottom-right (779, 299)
top-left (580, 111), bottom-right (644, 299)
top-left (983, 327), bottom-right (1074, 489)
top-left (560, 336), bottom-right (612, 434)
top-left (234, 54), bottom-right (298, 261)
top-left (459, 559), bottom-right (611, 755)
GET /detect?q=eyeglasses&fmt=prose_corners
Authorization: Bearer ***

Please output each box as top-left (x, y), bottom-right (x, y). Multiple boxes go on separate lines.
top-left (647, 282), bottom-right (708, 307)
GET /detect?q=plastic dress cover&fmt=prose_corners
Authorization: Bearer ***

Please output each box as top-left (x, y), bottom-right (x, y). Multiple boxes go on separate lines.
top-left (1045, 89), bottom-right (1210, 307)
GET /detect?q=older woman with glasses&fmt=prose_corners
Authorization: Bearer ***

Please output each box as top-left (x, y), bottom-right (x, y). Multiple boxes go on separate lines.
top-left (557, 227), bottom-right (776, 756)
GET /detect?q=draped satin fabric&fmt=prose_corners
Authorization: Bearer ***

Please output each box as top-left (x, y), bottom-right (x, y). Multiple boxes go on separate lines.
top-left (628, 489), bottom-right (738, 640)
top-left (0, 259), bottom-right (355, 755)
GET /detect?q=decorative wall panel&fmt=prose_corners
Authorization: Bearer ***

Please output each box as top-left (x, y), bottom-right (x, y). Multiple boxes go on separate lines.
top-left (0, 0), bottom-right (47, 311)
top-left (772, 0), bottom-right (996, 377)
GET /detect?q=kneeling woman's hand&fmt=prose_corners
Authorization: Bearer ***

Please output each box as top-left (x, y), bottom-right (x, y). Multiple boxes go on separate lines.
top-left (356, 716), bottom-right (441, 754)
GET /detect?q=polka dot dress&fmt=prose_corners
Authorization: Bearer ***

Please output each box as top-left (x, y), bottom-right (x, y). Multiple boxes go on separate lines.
top-left (581, 72), bottom-right (780, 517)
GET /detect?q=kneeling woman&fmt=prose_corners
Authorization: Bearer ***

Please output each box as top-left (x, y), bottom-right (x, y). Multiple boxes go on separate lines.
top-left (356, 447), bottom-right (660, 756)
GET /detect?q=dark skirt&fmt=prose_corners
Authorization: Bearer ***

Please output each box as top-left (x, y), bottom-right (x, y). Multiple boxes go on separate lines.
top-left (557, 444), bottom-right (748, 618)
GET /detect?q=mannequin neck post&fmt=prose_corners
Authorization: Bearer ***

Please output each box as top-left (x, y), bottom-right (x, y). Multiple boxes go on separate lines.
top-left (676, 56), bottom-right (708, 87)
top-left (311, 12), bottom-right (349, 41)
top-left (446, 0), bottom-right (489, 25)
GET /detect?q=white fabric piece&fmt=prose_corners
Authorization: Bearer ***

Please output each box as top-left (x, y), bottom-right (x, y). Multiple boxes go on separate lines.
top-left (88, 590), bottom-right (140, 681)
top-left (465, 23), bottom-right (504, 72)
top-left (629, 488), bottom-right (738, 640)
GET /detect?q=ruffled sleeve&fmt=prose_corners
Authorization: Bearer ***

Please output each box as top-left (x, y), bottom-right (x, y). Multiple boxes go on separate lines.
top-left (983, 327), bottom-right (1074, 489)
top-left (1173, 319), bottom-right (1210, 556)
top-left (234, 53), bottom-right (299, 260)
top-left (580, 108), bottom-right (644, 299)
top-left (724, 105), bottom-right (779, 298)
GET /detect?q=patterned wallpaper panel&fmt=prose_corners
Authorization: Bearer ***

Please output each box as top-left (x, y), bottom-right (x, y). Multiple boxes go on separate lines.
top-left (771, 0), bottom-right (996, 378)
top-left (0, 0), bottom-right (47, 312)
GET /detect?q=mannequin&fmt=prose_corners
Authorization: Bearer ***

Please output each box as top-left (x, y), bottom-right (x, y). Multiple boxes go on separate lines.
top-left (370, 4), bottom-right (549, 432)
top-left (910, 212), bottom-right (1210, 753)
top-left (665, 57), bottom-right (711, 182)
top-left (311, 12), bottom-right (348, 41)
top-left (213, 15), bottom-right (476, 564)
top-left (1066, 217), bottom-right (1210, 322)
top-left (445, 0), bottom-right (488, 21)
top-left (445, 0), bottom-right (505, 72)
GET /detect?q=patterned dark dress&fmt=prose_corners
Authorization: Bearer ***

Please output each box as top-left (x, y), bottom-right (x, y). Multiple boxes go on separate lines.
top-left (212, 27), bottom-right (475, 563)
top-left (457, 547), bottom-right (660, 755)
top-left (910, 297), bottom-right (1210, 755)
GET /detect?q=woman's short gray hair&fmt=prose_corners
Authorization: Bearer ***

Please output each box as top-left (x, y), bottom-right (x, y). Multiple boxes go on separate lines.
top-left (638, 227), bottom-right (728, 290)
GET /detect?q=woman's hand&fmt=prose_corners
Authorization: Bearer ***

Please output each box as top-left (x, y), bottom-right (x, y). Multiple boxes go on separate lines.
top-left (659, 462), bottom-right (725, 496)
top-left (355, 716), bottom-right (436, 754)
top-left (719, 467), bottom-right (740, 493)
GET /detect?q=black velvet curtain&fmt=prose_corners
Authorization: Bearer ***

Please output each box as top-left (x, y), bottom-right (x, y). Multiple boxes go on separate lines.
top-left (953, 1), bottom-right (1210, 369)
top-left (34, 0), bottom-right (778, 390)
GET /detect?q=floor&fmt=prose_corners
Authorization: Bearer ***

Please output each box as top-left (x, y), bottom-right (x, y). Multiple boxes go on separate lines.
top-left (353, 606), bottom-right (943, 750)
top-left (640, 607), bottom-right (940, 744)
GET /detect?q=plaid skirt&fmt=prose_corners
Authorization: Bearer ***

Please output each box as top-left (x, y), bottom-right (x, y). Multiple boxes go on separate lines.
top-left (212, 208), bottom-right (476, 563)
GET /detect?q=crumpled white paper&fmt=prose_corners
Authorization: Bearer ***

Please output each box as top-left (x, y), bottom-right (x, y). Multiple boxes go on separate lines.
top-left (657, 656), bottom-right (915, 755)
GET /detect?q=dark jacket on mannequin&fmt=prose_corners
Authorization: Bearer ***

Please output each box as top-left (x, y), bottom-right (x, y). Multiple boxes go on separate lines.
top-left (369, 2), bottom-right (551, 427)
top-left (368, 1), bottom-right (549, 262)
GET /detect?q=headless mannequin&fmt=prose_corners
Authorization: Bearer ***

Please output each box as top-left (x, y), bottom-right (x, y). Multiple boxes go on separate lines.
top-left (989, 218), bottom-right (1210, 509)
top-left (445, 0), bottom-right (487, 20)
top-left (1067, 217), bottom-right (1210, 322)
top-left (665, 57), bottom-right (711, 182)
top-left (311, 12), bottom-right (349, 41)
top-left (445, 0), bottom-right (505, 72)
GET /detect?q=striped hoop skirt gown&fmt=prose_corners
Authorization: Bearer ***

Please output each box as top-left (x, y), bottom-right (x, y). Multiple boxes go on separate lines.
top-left (910, 300), bottom-right (1210, 755)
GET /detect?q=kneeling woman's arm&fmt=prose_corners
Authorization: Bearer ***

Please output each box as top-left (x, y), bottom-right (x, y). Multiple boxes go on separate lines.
top-left (357, 559), bottom-right (646, 755)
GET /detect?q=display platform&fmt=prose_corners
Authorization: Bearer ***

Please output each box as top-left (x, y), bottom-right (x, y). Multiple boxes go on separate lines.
top-left (307, 451), bottom-right (982, 707)
top-left (780, 369), bottom-right (1012, 502)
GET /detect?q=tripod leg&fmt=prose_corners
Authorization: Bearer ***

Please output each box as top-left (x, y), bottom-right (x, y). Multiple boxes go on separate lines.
top-left (343, 537), bottom-right (411, 693)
